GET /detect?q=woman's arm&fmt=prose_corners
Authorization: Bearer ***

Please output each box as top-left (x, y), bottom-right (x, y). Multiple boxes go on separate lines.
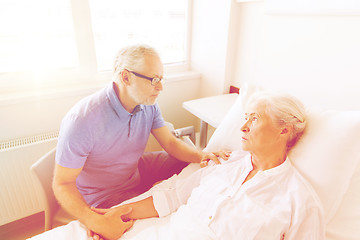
top-left (124, 196), bottom-right (158, 220)
top-left (285, 206), bottom-right (325, 240)
top-left (92, 196), bottom-right (158, 220)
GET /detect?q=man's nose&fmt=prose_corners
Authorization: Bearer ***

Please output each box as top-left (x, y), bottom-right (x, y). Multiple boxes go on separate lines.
top-left (155, 81), bottom-right (163, 91)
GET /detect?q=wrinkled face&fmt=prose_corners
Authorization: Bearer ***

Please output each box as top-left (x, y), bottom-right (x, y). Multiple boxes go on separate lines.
top-left (128, 54), bottom-right (164, 105)
top-left (240, 103), bottom-right (283, 154)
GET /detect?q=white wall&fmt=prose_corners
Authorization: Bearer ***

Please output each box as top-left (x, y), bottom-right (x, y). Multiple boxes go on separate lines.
top-left (232, 1), bottom-right (360, 110)
top-left (191, 0), bottom-right (234, 97)
top-left (0, 88), bottom-right (95, 141)
top-left (158, 73), bottom-right (201, 128)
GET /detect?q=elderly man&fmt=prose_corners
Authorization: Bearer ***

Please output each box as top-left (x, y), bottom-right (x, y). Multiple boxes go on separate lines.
top-left (52, 44), bottom-right (225, 239)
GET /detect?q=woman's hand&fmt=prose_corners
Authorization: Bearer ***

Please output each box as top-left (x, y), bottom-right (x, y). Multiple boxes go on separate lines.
top-left (200, 151), bottom-right (231, 167)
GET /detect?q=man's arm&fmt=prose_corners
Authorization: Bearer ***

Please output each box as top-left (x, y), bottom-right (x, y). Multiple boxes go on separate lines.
top-left (151, 126), bottom-right (229, 165)
top-left (53, 163), bottom-right (133, 239)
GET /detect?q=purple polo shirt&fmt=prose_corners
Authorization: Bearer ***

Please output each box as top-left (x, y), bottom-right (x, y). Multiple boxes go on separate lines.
top-left (55, 82), bottom-right (165, 206)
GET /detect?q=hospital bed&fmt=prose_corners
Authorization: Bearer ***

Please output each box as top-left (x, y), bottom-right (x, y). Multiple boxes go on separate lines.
top-left (29, 84), bottom-right (360, 240)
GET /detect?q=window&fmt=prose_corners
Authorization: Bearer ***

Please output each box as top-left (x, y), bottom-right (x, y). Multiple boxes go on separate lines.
top-left (89, 0), bottom-right (188, 71)
top-left (0, 0), bottom-right (190, 92)
top-left (0, 0), bottom-right (78, 72)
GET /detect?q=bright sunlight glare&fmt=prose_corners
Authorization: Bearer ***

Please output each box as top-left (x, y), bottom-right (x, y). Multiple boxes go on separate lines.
top-left (0, 0), bottom-right (78, 73)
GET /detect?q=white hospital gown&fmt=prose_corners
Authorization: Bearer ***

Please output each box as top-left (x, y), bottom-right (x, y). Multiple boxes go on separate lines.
top-left (143, 150), bottom-right (325, 240)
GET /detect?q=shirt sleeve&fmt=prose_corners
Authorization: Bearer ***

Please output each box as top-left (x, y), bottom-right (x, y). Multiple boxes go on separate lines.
top-left (286, 205), bottom-right (326, 240)
top-left (55, 113), bottom-right (93, 169)
top-left (152, 165), bottom-right (216, 217)
top-left (151, 103), bottom-right (165, 129)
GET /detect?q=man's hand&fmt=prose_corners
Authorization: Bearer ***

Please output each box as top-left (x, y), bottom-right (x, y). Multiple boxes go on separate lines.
top-left (200, 151), bottom-right (231, 167)
top-left (87, 206), bottom-right (134, 240)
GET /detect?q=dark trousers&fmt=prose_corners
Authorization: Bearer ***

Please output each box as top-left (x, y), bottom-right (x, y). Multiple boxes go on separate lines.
top-left (138, 151), bottom-right (189, 193)
top-left (97, 151), bottom-right (188, 208)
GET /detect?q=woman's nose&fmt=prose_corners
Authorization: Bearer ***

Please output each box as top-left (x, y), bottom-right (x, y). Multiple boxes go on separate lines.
top-left (241, 125), bottom-right (248, 132)
top-left (241, 120), bottom-right (250, 132)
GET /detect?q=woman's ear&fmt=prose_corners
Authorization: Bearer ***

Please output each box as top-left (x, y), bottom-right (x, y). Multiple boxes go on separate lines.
top-left (281, 128), bottom-right (288, 134)
top-left (280, 125), bottom-right (292, 135)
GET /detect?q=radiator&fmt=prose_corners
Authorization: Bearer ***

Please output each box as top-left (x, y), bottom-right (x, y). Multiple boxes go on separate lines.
top-left (0, 132), bottom-right (58, 226)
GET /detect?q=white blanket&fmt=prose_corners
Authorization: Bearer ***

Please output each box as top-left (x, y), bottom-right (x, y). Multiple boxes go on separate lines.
top-left (28, 206), bottom-right (216, 240)
top-left (28, 165), bottom-right (214, 240)
top-left (28, 221), bottom-right (88, 240)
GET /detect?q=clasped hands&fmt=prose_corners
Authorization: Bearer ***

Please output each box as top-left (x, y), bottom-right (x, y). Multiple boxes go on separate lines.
top-left (87, 205), bottom-right (134, 240)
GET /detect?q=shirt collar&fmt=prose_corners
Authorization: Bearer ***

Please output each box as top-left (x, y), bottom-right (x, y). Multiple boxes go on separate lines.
top-left (106, 81), bottom-right (143, 118)
top-left (261, 157), bottom-right (292, 176)
top-left (246, 155), bottom-right (292, 176)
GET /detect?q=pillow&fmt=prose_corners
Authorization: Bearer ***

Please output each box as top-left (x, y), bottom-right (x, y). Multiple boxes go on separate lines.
top-left (203, 93), bottom-right (243, 152)
top-left (289, 110), bottom-right (360, 219)
top-left (289, 109), bottom-right (360, 239)
top-left (205, 83), bottom-right (262, 152)
top-left (325, 160), bottom-right (360, 240)
top-left (204, 85), bottom-right (360, 239)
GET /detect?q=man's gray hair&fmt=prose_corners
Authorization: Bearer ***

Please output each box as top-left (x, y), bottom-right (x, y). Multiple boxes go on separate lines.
top-left (247, 91), bottom-right (307, 150)
top-left (113, 44), bottom-right (160, 80)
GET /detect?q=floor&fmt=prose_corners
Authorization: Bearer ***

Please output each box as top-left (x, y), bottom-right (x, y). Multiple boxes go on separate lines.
top-left (0, 212), bottom-right (45, 240)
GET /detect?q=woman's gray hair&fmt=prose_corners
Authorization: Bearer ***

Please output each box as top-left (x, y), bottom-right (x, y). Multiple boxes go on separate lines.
top-left (247, 91), bottom-right (307, 150)
top-left (113, 44), bottom-right (160, 81)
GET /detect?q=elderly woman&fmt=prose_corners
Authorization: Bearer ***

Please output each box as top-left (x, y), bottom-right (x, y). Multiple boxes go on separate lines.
top-left (91, 91), bottom-right (325, 240)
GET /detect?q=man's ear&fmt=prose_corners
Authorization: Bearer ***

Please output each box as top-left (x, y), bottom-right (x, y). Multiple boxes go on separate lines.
top-left (121, 70), bottom-right (131, 85)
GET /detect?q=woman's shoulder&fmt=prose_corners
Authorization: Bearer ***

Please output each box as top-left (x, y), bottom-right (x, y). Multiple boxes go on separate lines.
top-left (287, 165), bottom-right (323, 210)
top-left (205, 149), bottom-right (249, 168)
top-left (227, 149), bottom-right (250, 163)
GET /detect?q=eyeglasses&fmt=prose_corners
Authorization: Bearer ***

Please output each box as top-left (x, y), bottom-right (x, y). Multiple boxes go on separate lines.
top-left (128, 70), bottom-right (163, 86)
